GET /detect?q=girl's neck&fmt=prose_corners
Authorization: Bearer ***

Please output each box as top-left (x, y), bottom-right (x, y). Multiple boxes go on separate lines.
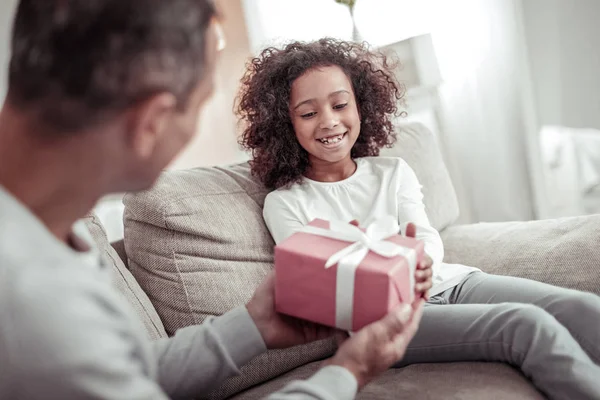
top-left (305, 156), bottom-right (357, 182)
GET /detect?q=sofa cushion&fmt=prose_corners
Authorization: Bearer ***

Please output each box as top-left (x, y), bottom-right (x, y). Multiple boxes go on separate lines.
top-left (124, 164), bottom-right (337, 398)
top-left (83, 213), bottom-right (167, 340)
top-left (441, 214), bottom-right (600, 296)
top-left (124, 164), bottom-right (272, 333)
top-left (229, 361), bottom-right (543, 400)
top-left (382, 122), bottom-right (460, 231)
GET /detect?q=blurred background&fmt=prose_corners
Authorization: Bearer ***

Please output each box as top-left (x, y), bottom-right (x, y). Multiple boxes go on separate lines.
top-left (1, 0), bottom-right (599, 239)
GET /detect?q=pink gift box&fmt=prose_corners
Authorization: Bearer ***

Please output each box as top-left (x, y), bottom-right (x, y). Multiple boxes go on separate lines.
top-left (274, 218), bottom-right (424, 331)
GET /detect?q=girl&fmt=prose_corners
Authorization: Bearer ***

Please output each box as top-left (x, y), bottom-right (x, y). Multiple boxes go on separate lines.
top-left (237, 38), bottom-right (600, 400)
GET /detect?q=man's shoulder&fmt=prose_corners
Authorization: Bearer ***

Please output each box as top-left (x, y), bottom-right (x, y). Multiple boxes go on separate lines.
top-left (0, 187), bottom-right (70, 270)
top-left (0, 253), bottom-right (152, 399)
top-left (0, 187), bottom-right (102, 282)
top-left (0, 247), bottom-right (137, 383)
top-left (2, 252), bottom-right (110, 299)
top-left (0, 190), bottom-right (128, 362)
top-left (0, 205), bottom-right (105, 299)
top-left (0, 248), bottom-right (120, 340)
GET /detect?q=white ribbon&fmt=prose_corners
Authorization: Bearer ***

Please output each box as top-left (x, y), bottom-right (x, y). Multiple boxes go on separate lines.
top-left (299, 216), bottom-right (417, 330)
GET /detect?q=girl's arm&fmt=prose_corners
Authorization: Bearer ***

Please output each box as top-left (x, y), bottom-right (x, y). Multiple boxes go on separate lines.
top-left (397, 161), bottom-right (445, 268)
top-left (263, 193), bottom-right (305, 244)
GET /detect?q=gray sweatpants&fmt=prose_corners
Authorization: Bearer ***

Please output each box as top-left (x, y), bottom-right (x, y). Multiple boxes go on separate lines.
top-left (395, 272), bottom-right (600, 400)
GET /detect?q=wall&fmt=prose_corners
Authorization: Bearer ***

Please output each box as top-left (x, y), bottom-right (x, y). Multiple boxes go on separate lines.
top-left (522, 0), bottom-right (600, 130)
top-left (427, 0), bottom-right (536, 223)
top-left (170, 0), bottom-right (252, 169)
top-left (0, 0), bottom-right (18, 103)
top-left (241, 0), bottom-right (353, 54)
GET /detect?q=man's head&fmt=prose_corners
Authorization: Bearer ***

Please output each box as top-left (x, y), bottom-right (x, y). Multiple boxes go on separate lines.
top-left (5, 0), bottom-right (221, 190)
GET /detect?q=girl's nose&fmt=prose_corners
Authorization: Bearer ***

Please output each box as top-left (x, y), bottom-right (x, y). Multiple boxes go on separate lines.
top-left (319, 108), bottom-right (339, 130)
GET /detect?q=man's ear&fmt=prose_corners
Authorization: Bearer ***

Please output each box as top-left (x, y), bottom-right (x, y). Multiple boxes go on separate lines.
top-left (127, 93), bottom-right (177, 160)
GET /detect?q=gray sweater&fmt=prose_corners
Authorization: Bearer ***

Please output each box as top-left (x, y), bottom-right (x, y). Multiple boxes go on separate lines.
top-left (0, 186), bottom-right (357, 399)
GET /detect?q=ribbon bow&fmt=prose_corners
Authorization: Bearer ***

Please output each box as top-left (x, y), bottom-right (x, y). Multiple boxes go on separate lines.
top-left (299, 216), bottom-right (417, 331)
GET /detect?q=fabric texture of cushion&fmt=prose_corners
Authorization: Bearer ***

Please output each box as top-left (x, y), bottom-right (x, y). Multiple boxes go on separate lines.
top-left (124, 164), bottom-right (338, 399)
top-left (83, 213), bottom-right (167, 340)
top-left (230, 361), bottom-right (543, 400)
top-left (442, 214), bottom-right (600, 296)
top-left (381, 122), bottom-right (460, 231)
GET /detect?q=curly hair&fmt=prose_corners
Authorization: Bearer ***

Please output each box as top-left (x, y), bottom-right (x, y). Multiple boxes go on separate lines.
top-left (237, 38), bottom-right (405, 189)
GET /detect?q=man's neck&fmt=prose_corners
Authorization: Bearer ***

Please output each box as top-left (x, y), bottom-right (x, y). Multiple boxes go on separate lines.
top-left (0, 106), bottom-right (111, 242)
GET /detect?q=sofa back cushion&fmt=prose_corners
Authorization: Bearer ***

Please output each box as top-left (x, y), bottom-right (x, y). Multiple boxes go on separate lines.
top-left (381, 122), bottom-right (460, 230)
top-left (123, 122), bottom-right (457, 398)
top-left (442, 214), bottom-right (600, 296)
top-left (124, 164), bottom-right (272, 333)
top-left (125, 164), bottom-right (335, 399)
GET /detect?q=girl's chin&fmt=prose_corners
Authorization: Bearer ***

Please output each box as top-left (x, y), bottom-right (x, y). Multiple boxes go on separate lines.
top-left (309, 151), bottom-right (353, 165)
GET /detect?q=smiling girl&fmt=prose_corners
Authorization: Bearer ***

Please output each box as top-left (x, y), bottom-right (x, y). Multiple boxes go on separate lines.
top-left (237, 38), bottom-right (600, 400)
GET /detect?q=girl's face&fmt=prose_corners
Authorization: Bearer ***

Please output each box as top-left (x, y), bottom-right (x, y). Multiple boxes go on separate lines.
top-left (289, 65), bottom-right (361, 166)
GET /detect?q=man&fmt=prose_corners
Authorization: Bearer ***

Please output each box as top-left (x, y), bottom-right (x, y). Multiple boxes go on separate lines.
top-left (0, 1), bottom-right (424, 399)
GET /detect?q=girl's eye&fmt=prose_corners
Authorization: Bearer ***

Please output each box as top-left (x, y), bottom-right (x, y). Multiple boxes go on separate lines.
top-left (334, 103), bottom-right (348, 110)
top-left (301, 112), bottom-right (316, 119)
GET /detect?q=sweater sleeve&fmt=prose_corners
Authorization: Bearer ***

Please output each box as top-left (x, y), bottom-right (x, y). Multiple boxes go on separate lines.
top-left (152, 306), bottom-right (267, 398)
top-left (5, 267), bottom-right (269, 400)
top-left (266, 366), bottom-right (358, 400)
top-left (153, 307), bottom-right (360, 400)
top-left (263, 192), bottom-right (305, 244)
top-left (4, 267), bottom-right (170, 400)
top-left (396, 161), bottom-right (444, 268)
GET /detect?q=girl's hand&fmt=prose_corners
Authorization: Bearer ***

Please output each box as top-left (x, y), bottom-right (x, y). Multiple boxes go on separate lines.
top-left (414, 255), bottom-right (433, 300)
top-left (405, 223), bottom-right (433, 300)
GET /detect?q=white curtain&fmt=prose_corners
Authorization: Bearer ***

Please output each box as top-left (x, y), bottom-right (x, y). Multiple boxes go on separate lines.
top-left (241, 0), bottom-right (354, 53)
top-left (342, 0), bottom-right (541, 223)
top-left (427, 0), bottom-right (537, 223)
top-left (242, 0), bottom-right (541, 224)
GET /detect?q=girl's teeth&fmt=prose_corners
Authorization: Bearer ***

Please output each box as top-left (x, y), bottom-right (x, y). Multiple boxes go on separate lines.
top-left (320, 135), bottom-right (343, 144)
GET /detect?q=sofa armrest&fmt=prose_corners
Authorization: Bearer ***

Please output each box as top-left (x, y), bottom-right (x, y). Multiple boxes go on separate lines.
top-left (110, 239), bottom-right (128, 267)
top-left (440, 215), bottom-right (600, 295)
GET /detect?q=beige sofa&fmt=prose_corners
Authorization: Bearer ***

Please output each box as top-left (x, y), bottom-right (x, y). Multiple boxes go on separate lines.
top-left (87, 123), bottom-right (600, 399)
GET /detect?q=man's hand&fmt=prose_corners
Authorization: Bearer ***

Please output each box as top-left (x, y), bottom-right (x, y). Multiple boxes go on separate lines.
top-left (246, 271), bottom-right (343, 349)
top-left (405, 223), bottom-right (433, 300)
top-left (325, 299), bottom-right (424, 389)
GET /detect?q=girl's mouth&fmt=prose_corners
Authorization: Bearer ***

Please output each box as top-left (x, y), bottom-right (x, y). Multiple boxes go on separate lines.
top-left (316, 132), bottom-right (347, 147)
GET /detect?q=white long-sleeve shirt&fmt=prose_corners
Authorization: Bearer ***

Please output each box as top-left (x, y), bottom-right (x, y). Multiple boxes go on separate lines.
top-left (263, 157), bottom-right (479, 296)
top-left (0, 185), bottom-right (357, 400)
